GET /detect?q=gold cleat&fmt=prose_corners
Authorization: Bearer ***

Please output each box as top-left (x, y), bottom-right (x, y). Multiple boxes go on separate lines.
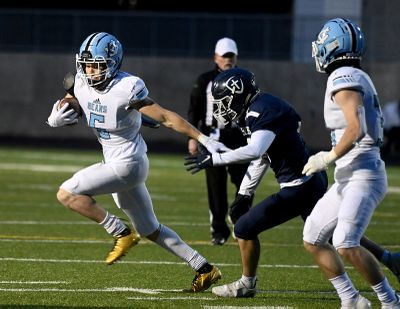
top-left (190, 265), bottom-right (222, 292)
top-left (105, 229), bottom-right (140, 265)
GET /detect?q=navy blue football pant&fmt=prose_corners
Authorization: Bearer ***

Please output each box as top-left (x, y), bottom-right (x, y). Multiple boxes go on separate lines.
top-left (234, 171), bottom-right (328, 240)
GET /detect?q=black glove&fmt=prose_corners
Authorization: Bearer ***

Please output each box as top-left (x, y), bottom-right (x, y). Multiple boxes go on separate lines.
top-left (184, 151), bottom-right (213, 174)
top-left (229, 194), bottom-right (254, 224)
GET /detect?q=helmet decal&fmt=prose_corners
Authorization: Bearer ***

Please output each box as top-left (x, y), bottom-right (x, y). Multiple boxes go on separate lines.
top-left (225, 76), bottom-right (244, 94)
top-left (316, 27), bottom-right (330, 45)
top-left (211, 68), bottom-right (259, 126)
top-left (312, 18), bottom-right (365, 73)
top-left (106, 40), bottom-right (118, 57)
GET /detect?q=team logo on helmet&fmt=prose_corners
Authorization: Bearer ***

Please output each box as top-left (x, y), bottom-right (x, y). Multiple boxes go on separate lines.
top-left (106, 40), bottom-right (118, 57)
top-left (225, 76), bottom-right (244, 94)
top-left (316, 27), bottom-right (330, 45)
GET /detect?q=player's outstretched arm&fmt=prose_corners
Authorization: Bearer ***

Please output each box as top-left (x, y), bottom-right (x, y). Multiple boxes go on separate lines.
top-left (139, 99), bottom-right (230, 153)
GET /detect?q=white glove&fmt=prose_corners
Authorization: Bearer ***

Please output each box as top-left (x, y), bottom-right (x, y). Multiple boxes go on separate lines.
top-left (302, 149), bottom-right (338, 176)
top-left (47, 100), bottom-right (78, 127)
top-left (197, 133), bottom-right (232, 154)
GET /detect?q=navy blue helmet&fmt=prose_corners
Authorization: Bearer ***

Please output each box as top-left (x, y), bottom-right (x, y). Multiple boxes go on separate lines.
top-left (211, 68), bottom-right (259, 125)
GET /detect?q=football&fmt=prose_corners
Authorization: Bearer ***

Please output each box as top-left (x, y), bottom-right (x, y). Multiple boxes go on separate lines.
top-left (58, 97), bottom-right (83, 117)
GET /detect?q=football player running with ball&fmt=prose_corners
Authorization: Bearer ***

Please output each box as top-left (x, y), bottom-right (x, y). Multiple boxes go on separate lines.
top-left (301, 18), bottom-right (400, 308)
top-left (46, 32), bottom-right (226, 292)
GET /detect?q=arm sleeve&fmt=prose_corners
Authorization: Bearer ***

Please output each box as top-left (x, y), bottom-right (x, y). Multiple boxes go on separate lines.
top-left (238, 156), bottom-right (270, 196)
top-left (212, 129), bottom-right (276, 165)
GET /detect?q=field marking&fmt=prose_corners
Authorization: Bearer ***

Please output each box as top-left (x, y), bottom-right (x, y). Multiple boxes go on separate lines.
top-left (0, 257), bottom-right (321, 269)
top-left (0, 237), bottom-right (304, 247)
top-left (0, 235), bottom-right (398, 250)
top-left (0, 219), bottom-right (399, 227)
top-left (129, 296), bottom-right (216, 300)
top-left (203, 307), bottom-right (294, 309)
top-left (0, 281), bottom-right (70, 284)
top-left (0, 220), bottom-right (96, 225)
top-left (0, 287), bottom-right (175, 293)
top-left (0, 163), bottom-right (82, 173)
top-left (2, 161), bottom-right (400, 192)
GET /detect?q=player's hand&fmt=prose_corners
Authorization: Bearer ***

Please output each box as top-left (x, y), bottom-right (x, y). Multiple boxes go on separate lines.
top-left (302, 150), bottom-right (337, 176)
top-left (197, 133), bottom-right (231, 154)
top-left (229, 194), bottom-right (253, 224)
top-left (184, 151), bottom-right (213, 174)
top-left (47, 100), bottom-right (78, 127)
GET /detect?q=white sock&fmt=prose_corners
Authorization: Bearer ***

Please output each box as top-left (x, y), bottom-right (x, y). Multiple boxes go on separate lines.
top-left (241, 275), bottom-right (256, 288)
top-left (155, 224), bottom-right (206, 271)
top-left (329, 273), bottom-right (358, 304)
top-left (372, 277), bottom-right (397, 304)
top-left (99, 212), bottom-right (127, 237)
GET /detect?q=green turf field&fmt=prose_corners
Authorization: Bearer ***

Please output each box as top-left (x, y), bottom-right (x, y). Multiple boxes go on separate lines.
top-left (0, 146), bottom-right (398, 308)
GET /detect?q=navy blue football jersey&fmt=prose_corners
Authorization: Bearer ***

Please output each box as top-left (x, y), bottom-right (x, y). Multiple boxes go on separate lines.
top-left (243, 93), bottom-right (310, 183)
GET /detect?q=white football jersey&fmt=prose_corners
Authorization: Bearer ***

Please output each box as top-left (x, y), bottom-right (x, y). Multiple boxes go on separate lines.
top-left (324, 67), bottom-right (384, 168)
top-left (74, 72), bottom-right (149, 163)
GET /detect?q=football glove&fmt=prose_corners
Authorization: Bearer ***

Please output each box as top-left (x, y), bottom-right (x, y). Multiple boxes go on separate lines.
top-left (47, 100), bottom-right (78, 127)
top-left (197, 133), bottom-right (231, 154)
top-left (302, 150), bottom-right (338, 176)
top-left (184, 151), bottom-right (213, 174)
top-left (229, 194), bottom-right (254, 224)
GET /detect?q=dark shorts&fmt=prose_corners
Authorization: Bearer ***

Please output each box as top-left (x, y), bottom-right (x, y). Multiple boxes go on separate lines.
top-left (234, 171), bottom-right (328, 240)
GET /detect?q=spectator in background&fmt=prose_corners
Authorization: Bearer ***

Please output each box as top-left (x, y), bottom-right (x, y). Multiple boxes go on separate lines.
top-left (187, 37), bottom-right (251, 245)
top-left (382, 99), bottom-right (400, 155)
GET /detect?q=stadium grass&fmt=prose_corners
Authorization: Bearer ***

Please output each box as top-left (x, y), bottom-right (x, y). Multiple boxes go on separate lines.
top-left (0, 146), bottom-right (398, 308)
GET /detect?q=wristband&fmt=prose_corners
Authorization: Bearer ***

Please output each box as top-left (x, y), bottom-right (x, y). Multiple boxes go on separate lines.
top-left (197, 133), bottom-right (209, 145)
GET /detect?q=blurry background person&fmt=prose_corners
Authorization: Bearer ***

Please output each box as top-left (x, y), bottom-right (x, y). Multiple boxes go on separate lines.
top-left (382, 99), bottom-right (400, 155)
top-left (187, 37), bottom-right (251, 245)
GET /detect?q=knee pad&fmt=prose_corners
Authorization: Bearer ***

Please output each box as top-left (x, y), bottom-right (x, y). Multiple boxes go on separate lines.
top-left (303, 215), bottom-right (333, 245)
top-left (234, 216), bottom-right (254, 240)
top-left (332, 221), bottom-right (361, 249)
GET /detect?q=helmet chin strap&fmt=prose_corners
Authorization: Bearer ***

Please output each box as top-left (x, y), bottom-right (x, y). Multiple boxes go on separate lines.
top-left (93, 77), bottom-right (113, 91)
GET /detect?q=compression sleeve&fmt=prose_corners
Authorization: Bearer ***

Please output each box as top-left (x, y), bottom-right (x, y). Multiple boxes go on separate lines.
top-left (212, 129), bottom-right (276, 165)
top-left (238, 156), bottom-right (270, 196)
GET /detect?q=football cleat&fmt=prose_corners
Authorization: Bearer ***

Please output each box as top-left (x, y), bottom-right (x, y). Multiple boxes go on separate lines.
top-left (212, 278), bottom-right (257, 298)
top-left (341, 294), bottom-right (371, 309)
top-left (105, 229), bottom-right (140, 265)
top-left (211, 234), bottom-right (229, 246)
top-left (190, 265), bottom-right (221, 292)
top-left (382, 293), bottom-right (400, 309)
top-left (385, 252), bottom-right (400, 284)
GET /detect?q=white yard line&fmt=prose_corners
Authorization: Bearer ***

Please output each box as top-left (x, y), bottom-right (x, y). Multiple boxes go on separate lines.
top-left (0, 220), bottom-right (398, 226)
top-left (0, 281), bottom-right (70, 284)
top-left (203, 307), bottom-right (294, 309)
top-left (0, 163), bottom-right (82, 173)
top-left (0, 257), bottom-right (319, 269)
